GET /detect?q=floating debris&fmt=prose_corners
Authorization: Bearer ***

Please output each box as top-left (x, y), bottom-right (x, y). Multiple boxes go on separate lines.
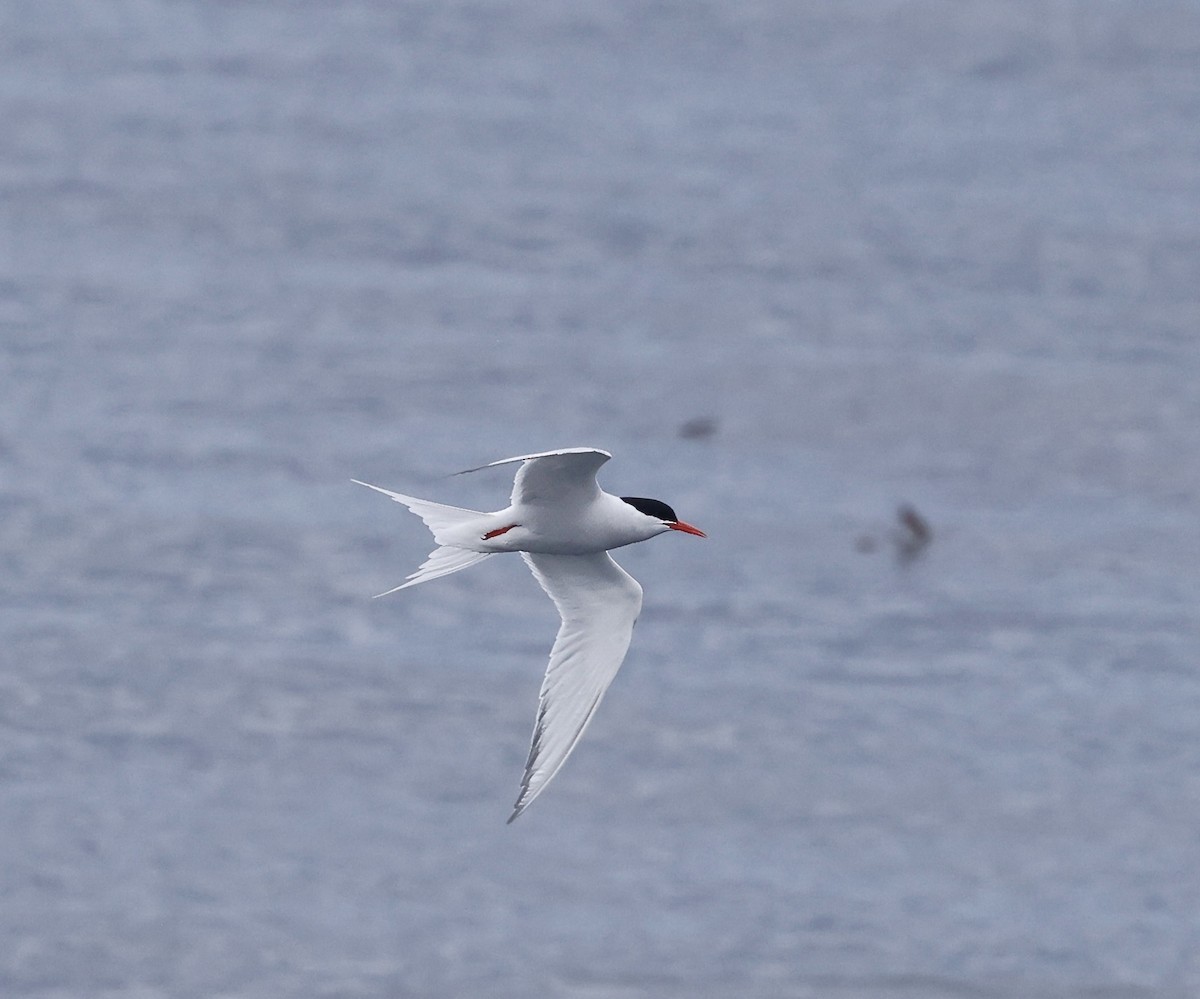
top-left (678, 417), bottom-right (718, 440)
top-left (854, 504), bottom-right (933, 564)
top-left (893, 503), bottom-right (932, 564)
top-left (854, 534), bottom-right (879, 554)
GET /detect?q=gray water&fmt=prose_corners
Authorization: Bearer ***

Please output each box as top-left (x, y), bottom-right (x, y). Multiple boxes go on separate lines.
top-left (2, 2), bottom-right (1199, 996)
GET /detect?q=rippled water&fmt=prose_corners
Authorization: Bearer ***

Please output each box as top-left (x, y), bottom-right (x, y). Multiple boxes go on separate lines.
top-left (2, 2), bottom-right (1199, 996)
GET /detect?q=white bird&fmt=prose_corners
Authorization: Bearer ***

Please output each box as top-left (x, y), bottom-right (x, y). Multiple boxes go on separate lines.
top-left (353, 447), bottom-right (705, 822)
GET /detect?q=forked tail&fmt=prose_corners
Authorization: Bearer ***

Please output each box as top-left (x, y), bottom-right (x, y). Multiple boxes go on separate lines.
top-left (352, 478), bottom-right (494, 593)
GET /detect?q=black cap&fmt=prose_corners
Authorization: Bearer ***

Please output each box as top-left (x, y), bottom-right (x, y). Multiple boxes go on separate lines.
top-left (620, 496), bottom-right (679, 523)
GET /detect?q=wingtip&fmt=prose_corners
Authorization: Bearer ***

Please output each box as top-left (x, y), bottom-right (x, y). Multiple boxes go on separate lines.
top-left (507, 776), bottom-right (541, 824)
top-left (453, 447), bottom-right (613, 478)
top-left (507, 789), bottom-right (529, 824)
top-left (507, 794), bottom-right (535, 824)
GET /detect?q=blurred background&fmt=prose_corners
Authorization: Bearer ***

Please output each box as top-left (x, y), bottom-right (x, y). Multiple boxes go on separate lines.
top-left (2, 1), bottom-right (1198, 996)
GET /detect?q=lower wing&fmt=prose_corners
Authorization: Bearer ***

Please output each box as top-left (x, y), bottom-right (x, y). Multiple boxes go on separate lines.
top-left (509, 551), bottom-right (643, 822)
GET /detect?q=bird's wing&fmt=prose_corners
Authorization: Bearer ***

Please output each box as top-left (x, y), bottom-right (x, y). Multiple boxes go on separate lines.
top-left (509, 551), bottom-right (643, 822)
top-left (455, 447), bottom-right (612, 506)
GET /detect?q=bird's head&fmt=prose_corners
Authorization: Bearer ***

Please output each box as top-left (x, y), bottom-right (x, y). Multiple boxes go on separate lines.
top-left (620, 496), bottom-right (706, 538)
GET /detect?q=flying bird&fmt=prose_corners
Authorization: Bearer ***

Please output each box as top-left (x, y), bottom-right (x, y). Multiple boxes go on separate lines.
top-left (353, 447), bottom-right (705, 822)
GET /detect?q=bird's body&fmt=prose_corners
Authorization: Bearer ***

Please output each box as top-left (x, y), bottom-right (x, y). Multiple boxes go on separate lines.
top-left (353, 447), bottom-right (704, 822)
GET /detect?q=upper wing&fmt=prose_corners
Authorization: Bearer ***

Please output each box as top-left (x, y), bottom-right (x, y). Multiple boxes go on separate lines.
top-left (509, 551), bottom-right (643, 822)
top-left (455, 447), bottom-right (612, 506)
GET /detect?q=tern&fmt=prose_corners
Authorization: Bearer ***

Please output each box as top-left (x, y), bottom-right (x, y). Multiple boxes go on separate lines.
top-left (353, 447), bottom-right (705, 822)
